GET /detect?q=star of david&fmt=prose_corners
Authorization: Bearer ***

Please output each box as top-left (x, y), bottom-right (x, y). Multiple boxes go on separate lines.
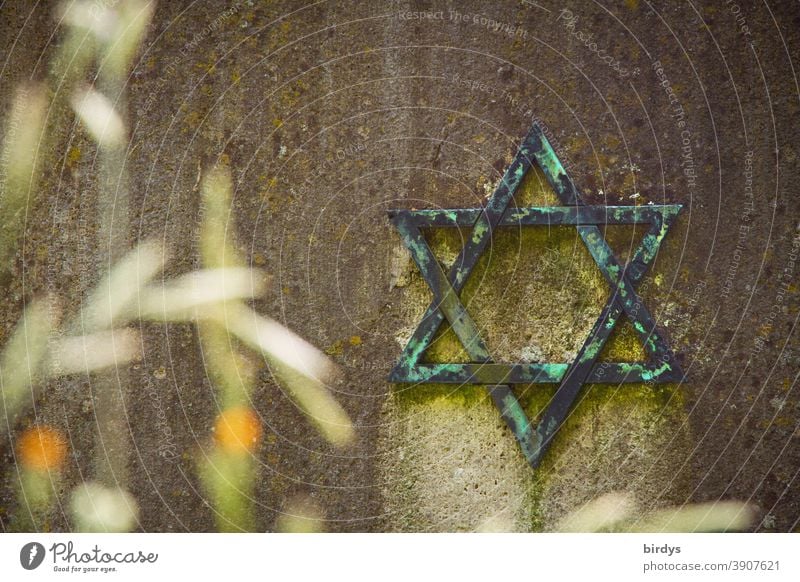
top-left (387, 123), bottom-right (684, 469)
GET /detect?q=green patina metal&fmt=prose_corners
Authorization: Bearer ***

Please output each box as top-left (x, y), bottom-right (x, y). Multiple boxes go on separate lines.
top-left (387, 123), bottom-right (684, 469)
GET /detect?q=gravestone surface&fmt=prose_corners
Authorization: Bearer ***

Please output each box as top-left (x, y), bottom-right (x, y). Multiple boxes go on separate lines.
top-left (1, 0), bottom-right (798, 532)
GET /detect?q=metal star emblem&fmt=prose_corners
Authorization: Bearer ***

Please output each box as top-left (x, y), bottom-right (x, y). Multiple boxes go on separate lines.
top-left (387, 123), bottom-right (684, 469)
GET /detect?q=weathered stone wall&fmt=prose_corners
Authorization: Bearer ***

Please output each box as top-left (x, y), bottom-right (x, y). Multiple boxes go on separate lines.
top-left (1, 0), bottom-right (798, 532)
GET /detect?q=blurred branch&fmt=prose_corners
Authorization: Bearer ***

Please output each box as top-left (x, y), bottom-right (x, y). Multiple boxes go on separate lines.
top-left (200, 164), bottom-right (244, 269)
top-left (196, 164), bottom-right (354, 447)
top-left (65, 0), bottom-right (154, 498)
top-left (1, 0), bottom-right (353, 534)
top-left (198, 447), bottom-right (257, 533)
top-left (193, 163), bottom-right (354, 531)
top-left (98, 0), bottom-right (155, 89)
top-left (0, 298), bottom-right (60, 435)
top-left (0, 85), bottom-right (48, 281)
top-left (10, 426), bottom-right (67, 531)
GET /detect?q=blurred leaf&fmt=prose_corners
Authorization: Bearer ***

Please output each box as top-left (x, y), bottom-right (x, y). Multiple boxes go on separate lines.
top-left (556, 492), bottom-right (636, 533)
top-left (80, 238), bottom-right (166, 331)
top-left (136, 267), bottom-right (268, 321)
top-left (221, 304), bottom-right (333, 382)
top-left (276, 495), bottom-right (325, 533)
top-left (71, 86), bottom-right (126, 147)
top-left (59, 0), bottom-right (118, 42)
top-left (272, 366), bottom-right (355, 448)
top-left (556, 493), bottom-right (755, 533)
top-left (48, 329), bottom-right (142, 376)
top-left (69, 482), bottom-right (140, 532)
top-left (630, 501), bottom-right (755, 533)
top-left (0, 297), bottom-right (60, 433)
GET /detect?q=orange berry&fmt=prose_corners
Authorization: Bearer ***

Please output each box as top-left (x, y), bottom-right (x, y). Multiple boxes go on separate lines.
top-left (214, 407), bottom-right (262, 453)
top-left (17, 426), bottom-right (67, 471)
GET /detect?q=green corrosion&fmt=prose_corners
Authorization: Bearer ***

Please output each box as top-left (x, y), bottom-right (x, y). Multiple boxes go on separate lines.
top-left (389, 123), bottom-right (683, 481)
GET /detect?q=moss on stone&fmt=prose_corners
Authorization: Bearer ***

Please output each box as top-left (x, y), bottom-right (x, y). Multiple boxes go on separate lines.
top-left (393, 383), bottom-right (489, 410)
